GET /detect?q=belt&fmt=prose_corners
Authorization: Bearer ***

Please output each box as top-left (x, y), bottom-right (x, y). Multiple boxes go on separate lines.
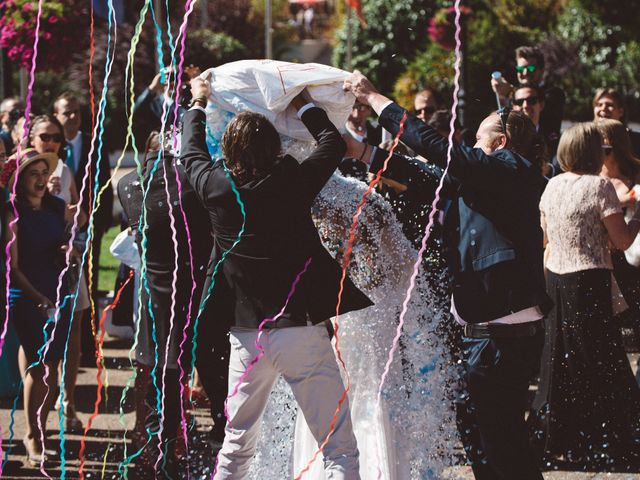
top-left (463, 321), bottom-right (543, 339)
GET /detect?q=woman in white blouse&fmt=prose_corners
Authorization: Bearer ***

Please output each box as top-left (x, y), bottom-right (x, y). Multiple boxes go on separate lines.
top-left (529, 122), bottom-right (640, 469)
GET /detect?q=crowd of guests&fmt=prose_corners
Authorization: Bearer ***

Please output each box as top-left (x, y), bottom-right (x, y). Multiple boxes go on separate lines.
top-left (0, 91), bottom-right (112, 464)
top-left (337, 44), bottom-right (640, 478)
top-left (0, 42), bottom-right (639, 479)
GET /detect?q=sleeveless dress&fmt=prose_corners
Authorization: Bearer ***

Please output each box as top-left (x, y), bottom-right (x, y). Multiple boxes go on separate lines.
top-left (10, 197), bottom-right (71, 364)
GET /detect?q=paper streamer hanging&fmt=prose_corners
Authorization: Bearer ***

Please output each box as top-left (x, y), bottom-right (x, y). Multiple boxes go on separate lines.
top-left (1, 294), bottom-right (74, 470)
top-left (211, 257), bottom-right (313, 479)
top-left (44, 1), bottom-right (119, 476)
top-left (77, 270), bottom-right (134, 478)
top-left (295, 113), bottom-right (408, 479)
top-left (373, 2), bottom-right (464, 478)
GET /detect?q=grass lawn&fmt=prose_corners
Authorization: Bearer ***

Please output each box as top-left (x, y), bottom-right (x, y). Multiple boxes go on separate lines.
top-left (98, 226), bottom-right (121, 293)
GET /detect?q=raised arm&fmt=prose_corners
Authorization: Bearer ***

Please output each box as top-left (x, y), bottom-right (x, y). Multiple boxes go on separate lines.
top-left (344, 71), bottom-right (523, 191)
top-left (296, 101), bottom-right (346, 204)
top-left (179, 77), bottom-right (231, 207)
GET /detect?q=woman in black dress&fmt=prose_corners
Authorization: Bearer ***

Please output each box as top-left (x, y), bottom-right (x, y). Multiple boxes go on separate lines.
top-left (529, 123), bottom-right (640, 469)
top-left (2, 149), bottom-right (73, 464)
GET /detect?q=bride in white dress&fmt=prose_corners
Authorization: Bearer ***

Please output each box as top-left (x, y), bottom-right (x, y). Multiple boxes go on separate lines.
top-left (200, 64), bottom-right (459, 479)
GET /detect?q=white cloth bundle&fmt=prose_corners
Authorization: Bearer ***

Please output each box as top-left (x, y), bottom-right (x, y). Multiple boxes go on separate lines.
top-left (201, 60), bottom-right (354, 141)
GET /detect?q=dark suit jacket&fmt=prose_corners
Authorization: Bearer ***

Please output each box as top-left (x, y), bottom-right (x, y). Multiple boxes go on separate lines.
top-left (76, 131), bottom-right (114, 234)
top-left (180, 107), bottom-right (372, 329)
top-left (118, 153), bottom-right (213, 367)
top-left (374, 102), bottom-right (552, 323)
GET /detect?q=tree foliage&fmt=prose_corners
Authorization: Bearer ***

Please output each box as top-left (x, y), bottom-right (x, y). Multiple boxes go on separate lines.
top-left (332, 0), bottom-right (441, 94)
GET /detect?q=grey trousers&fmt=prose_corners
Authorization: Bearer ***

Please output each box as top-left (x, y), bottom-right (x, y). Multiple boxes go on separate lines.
top-left (214, 325), bottom-right (360, 479)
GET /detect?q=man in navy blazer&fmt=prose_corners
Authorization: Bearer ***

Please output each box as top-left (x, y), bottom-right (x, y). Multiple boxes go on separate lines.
top-left (344, 71), bottom-right (551, 480)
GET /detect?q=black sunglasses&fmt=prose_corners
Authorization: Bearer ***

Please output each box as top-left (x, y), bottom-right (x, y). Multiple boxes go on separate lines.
top-left (497, 107), bottom-right (510, 134)
top-left (38, 133), bottom-right (64, 143)
top-left (415, 106), bottom-right (436, 117)
top-left (513, 96), bottom-right (539, 107)
top-left (602, 145), bottom-right (613, 155)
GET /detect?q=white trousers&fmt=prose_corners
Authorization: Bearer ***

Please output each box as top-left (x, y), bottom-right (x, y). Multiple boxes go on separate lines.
top-left (214, 325), bottom-right (360, 479)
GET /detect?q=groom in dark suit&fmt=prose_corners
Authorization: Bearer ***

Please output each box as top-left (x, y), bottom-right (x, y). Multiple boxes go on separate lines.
top-left (180, 77), bottom-right (372, 479)
top-left (344, 71), bottom-right (552, 480)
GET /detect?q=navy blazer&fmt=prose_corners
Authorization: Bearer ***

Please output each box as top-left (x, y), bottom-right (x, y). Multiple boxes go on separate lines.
top-left (180, 107), bottom-right (372, 329)
top-left (372, 102), bottom-right (552, 323)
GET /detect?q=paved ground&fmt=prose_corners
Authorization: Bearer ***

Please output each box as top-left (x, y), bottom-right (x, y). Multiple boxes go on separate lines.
top-left (1, 321), bottom-right (639, 479)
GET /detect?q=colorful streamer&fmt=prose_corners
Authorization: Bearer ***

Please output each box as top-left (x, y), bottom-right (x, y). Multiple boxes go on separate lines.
top-left (0, 0), bottom-right (46, 470)
top-left (295, 113), bottom-right (408, 479)
top-left (42, 0), bottom-right (119, 476)
top-left (223, 257), bottom-right (313, 424)
top-left (373, 2), bottom-right (464, 478)
top-left (77, 270), bottom-right (134, 478)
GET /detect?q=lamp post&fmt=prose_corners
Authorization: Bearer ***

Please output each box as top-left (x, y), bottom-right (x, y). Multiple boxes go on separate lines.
top-left (265, 0), bottom-right (273, 59)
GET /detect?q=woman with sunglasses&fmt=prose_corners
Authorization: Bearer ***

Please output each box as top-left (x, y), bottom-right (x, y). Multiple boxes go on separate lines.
top-left (2, 148), bottom-right (75, 464)
top-left (529, 123), bottom-right (640, 468)
top-left (27, 115), bottom-right (89, 434)
top-left (597, 119), bottom-right (640, 377)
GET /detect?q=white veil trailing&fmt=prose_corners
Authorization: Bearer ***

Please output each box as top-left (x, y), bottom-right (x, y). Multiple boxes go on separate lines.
top-left (200, 60), bottom-right (458, 479)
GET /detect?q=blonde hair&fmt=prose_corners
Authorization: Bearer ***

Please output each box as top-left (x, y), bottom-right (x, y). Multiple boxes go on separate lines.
top-left (556, 122), bottom-right (602, 174)
top-left (596, 118), bottom-right (640, 179)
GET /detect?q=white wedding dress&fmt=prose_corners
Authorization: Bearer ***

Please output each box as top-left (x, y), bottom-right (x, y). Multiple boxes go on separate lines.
top-left (202, 89), bottom-right (458, 480)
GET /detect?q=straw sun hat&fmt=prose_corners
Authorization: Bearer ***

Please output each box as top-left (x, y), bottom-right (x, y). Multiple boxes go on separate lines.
top-left (0, 148), bottom-right (58, 189)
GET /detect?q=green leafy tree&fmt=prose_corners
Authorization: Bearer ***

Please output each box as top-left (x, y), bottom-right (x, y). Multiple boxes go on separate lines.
top-left (548, 0), bottom-right (640, 120)
top-left (393, 8), bottom-right (515, 129)
top-left (333, 0), bottom-right (441, 94)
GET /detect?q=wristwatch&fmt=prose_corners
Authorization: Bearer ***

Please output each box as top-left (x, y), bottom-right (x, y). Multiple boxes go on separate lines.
top-left (189, 96), bottom-right (207, 108)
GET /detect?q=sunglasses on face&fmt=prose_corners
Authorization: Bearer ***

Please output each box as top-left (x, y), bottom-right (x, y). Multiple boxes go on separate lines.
top-left (602, 145), bottom-right (613, 155)
top-left (38, 133), bottom-right (64, 143)
top-left (415, 106), bottom-right (436, 117)
top-left (515, 65), bottom-right (537, 74)
top-left (513, 96), bottom-right (539, 106)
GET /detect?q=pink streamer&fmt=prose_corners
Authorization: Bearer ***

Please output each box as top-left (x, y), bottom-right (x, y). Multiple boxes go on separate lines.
top-left (374, 1), bottom-right (464, 478)
top-left (166, 0), bottom-right (198, 463)
top-left (36, 3), bottom-right (119, 476)
top-left (223, 257), bottom-right (313, 424)
top-left (0, 0), bottom-right (44, 474)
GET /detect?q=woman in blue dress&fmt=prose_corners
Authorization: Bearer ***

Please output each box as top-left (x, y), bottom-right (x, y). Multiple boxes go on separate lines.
top-left (2, 148), bottom-right (73, 465)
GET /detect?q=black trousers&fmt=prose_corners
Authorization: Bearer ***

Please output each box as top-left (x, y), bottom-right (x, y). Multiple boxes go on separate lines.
top-left (457, 330), bottom-right (544, 480)
top-left (194, 274), bottom-right (231, 443)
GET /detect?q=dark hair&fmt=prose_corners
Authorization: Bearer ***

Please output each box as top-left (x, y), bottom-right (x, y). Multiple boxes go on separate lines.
top-left (414, 87), bottom-right (445, 109)
top-left (427, 109), bottom-right (460, 136)
top-left (513, 84), bottom-right (543, 99)
top-left (15, 158), bottom-right (56, 206)
top-left (53, 91), bottom-right (80, 113)
top-left (596, 119), bottom-right (640, 179)
top-left (515, 46), bottom-right (545, 69)
top-left (27, 114), bottom-right (67, 156)
top-left (221, 112), bottom-right (281, 185)
top-left (7, 108), bottom-right (26, 132)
